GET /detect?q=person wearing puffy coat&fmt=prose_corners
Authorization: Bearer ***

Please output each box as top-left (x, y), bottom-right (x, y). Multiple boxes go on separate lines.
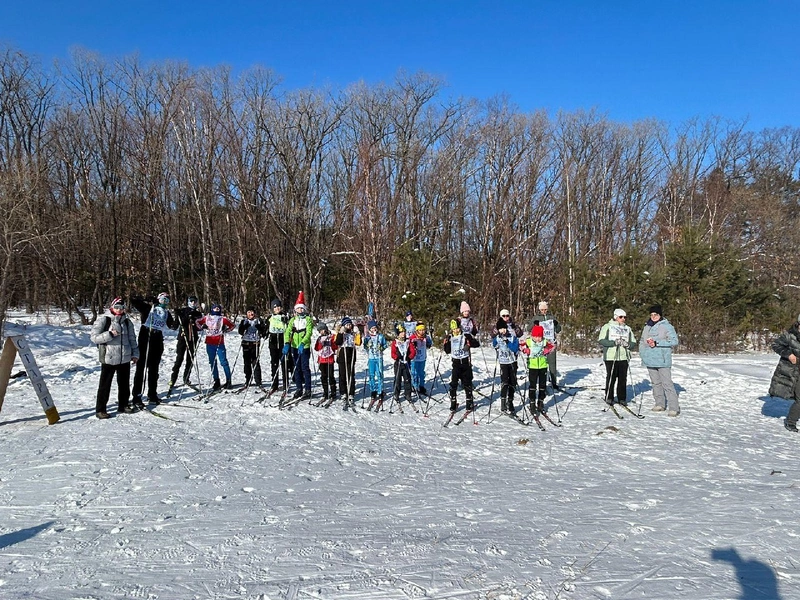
top-left (90, 297), bottom-right (139, 418)
top-left (768, 315), bottom-right (800, 432)
top-left (639, 304), bottom-right (681, 416)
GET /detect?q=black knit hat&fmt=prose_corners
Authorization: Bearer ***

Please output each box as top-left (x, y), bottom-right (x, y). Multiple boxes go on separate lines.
top-left (648, 304), bottom-right (663, 317)
top-left (496, 318), bottom-right (508, 331)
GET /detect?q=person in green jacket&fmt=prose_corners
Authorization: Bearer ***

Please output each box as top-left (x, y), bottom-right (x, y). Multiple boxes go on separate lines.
top-left (598, 308), bottom-right (636, 406)
top-left (283, 291), bottom-right (314, 400)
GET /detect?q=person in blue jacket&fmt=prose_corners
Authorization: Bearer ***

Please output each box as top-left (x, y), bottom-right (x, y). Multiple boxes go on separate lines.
top-left (639, 304), bottom-right (681, 416)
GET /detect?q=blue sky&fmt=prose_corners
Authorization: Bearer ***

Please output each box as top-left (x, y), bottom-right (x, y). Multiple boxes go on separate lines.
top-left (2, 1), bottom-right (798, 131)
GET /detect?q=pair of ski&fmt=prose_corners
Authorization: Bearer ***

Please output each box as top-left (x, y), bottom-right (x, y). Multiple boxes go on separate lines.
top-left (442, 409), bottom-right (475, 427)
top-left (604, 402), bottom-right (645, 419)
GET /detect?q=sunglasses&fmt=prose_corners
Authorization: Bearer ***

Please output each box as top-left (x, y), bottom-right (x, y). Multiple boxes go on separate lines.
top-left (617, 316), bottom-right (626, 319)
top-left (502, 315), bottom-right (510, 318)
top-left (112, 304), bottom-right (126, 310)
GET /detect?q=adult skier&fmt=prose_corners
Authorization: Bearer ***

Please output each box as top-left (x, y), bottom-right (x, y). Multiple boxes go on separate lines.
top-left (169, 295), bottom-right (202, 391)
top-left (131, 292), bottom-right (176, 407)
top-left (598, 308), bottom-right (636, 406)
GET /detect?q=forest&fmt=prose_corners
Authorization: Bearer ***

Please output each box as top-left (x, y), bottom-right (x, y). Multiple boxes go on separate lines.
top-left (2, 45), bottom-right (799, 352)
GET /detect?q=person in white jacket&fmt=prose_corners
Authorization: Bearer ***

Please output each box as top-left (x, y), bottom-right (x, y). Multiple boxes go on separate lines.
top-left (90, 297), bottom-right (139, 418)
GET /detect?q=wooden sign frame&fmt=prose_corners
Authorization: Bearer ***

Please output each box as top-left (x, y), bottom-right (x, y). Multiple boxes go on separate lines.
top-left (0, 323), bottom-right (59, 424)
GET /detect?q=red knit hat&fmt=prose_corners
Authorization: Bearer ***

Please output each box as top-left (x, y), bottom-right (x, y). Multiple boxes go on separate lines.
top-left (531, 325), bottom-right (545, 338)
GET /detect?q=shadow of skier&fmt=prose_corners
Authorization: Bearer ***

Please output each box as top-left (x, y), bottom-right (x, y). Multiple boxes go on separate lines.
top-left (711, 547), bottom-right (782, 599)
top-left (0, 521), bottom-right (55, 550)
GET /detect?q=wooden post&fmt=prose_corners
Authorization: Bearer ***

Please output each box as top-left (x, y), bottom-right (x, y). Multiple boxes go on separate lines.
top-left (0, 323), bottom-right (60, 424)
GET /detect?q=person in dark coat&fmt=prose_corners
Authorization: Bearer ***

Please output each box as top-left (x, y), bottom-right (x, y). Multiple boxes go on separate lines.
top-left (170, 295), bottom-right (203, 390)
top-left (768, 315), bottom-right (800, 432)
top-left (131, 292), bottom-right (177, 407)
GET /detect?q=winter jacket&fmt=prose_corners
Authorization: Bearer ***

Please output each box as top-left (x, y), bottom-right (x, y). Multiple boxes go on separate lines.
top-left (639, 318), bottom-right (679, 368)
top-left (196, 315), bottom-right (234, 346)
top-left (267, 313), bottom-right (289, 350)
top-left (132, 296), bottom-right (177, 333)
top-left (335, 327), bottom-right (362, 349)
top-left (492, 334), bottom-right (520, 365)
top-left (391, 338), bottom-right (417, 362)
top-left (456, 316), bottom-right (479, 336)
top-left (363, 333), bottom-right (387, 360)
top-left (238, 317), bottom-right (267, 342)
top-left (531, 311), bottom-right (561, 343)
top-left (91, 312), bottom-right (139, 365)
top-left (411, 332), bottom-right (433, 362)
top-left (314, 334), bottom-right (338, 364)
top-left (444, 332), bottom-right (479, 360)
top-left (768, 324), bottom-right (800, 400)
top-left (285, 314), bottom-right (313, 349)
top-left (598, 319), bottom-right (636, 362)
top-left (522, 338), bottom-right (554, 370)
top-left (175, 306), bottom-right (203, 342)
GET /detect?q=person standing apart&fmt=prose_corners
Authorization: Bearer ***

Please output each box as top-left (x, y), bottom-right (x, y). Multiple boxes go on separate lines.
top-left (598, 308), bottom-right (636, 406)
top-left (768, 314), bottom-right (800, 433)
top-left (532, 301), bottom-right (562, 390)
top-left (131, 292), bottom-right (176, 407)
top-left (639, 304), bottom-right (681, 416)
top-left (90, 297), bottom-right (139, 418)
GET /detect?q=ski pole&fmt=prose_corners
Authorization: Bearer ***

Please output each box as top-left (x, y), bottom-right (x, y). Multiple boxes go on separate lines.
top-left (486, 351), bottom-right (499, 421)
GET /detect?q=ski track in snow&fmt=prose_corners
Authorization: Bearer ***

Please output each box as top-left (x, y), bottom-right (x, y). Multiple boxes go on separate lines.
top-left (0, 314), bottom-right (798, 599)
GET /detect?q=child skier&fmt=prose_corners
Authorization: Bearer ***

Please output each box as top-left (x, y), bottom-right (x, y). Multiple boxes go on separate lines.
top-left (411, 323), bottom-right (433, 395)
top-left (493, 317), bottom-right (521, 414)
top-left (196, 304), bottom-right (235, 391)
top-left (363, 320), bottom-right (387, 410)
top-left (266, 298), bottom-right (290, 394)
top-left (238, 307), bottom-right (267, 388)
top-left (314, 322), bottom-right (338, 404)
top-left (335, 316), bottom-right (361, 404)
top-left (522, 324), bottom-right (555, 414)
top-left (402, 309), bottom-right (417, 337)
top-left (443, 319), bottom-right (480, 415)
top-left (391, 324), bottom-right (417, 409)
top-left (283, 291), bottom-right (314, 400)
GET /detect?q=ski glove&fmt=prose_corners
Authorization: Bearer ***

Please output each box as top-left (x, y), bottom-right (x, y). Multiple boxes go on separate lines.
top-left (282, 343), bottom-right (290, 355)
top-left (298, 343), bottom-right (305, 354)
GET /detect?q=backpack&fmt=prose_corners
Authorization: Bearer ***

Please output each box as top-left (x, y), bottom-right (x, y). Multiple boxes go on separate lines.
top-left (96, 317), bottom-right (111, 363)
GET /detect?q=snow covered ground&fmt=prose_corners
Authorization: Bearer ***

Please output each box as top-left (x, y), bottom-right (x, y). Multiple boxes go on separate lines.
top-left (1, 311), bottom-right (798, 600)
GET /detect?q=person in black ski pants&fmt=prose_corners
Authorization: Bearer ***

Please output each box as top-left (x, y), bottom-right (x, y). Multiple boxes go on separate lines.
top-left (443, 319), bottom-right (480, 412)
top-left (266, 299), bottom-right (290, 393)
top-left (238, 307), bottom-right (267, 387)
top-left (131, 292), bottom-right (177, 407)
top-left (170, 295), bottom-right (203, 389)
top-left (336, 316), bottom-right (361, 401)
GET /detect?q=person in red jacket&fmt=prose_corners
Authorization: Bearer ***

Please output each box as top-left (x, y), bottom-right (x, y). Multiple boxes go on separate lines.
top-left (314, 322), bottom-right (338, 403)
top-left (195, 304), bottom-right (235, 391)
top-left (391, 325), bottom-right (417, 408)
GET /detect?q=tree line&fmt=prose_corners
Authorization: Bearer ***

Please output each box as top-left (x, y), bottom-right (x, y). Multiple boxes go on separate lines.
top-left (2, 45), bottom-right (799, 352)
